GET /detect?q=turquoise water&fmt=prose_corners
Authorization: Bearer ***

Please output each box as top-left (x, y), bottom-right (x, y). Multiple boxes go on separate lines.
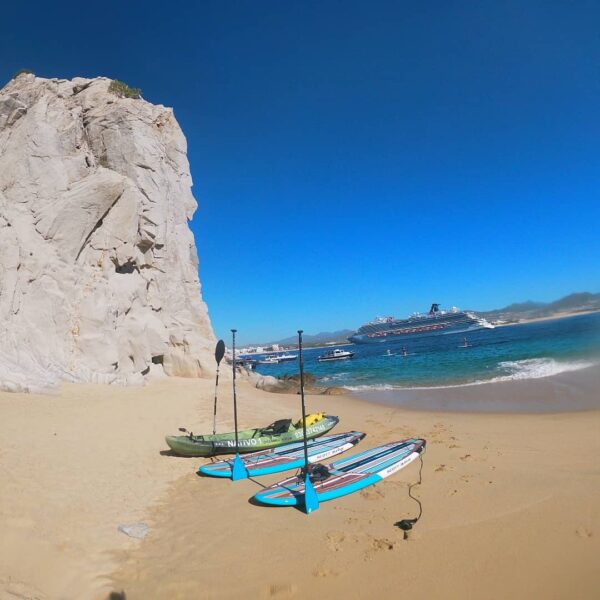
top-left (252, 313), bottom-right (600, 390)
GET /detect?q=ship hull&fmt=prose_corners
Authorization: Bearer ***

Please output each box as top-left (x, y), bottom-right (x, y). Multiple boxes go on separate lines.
top-left (348, 321), bottom-right (488, 344)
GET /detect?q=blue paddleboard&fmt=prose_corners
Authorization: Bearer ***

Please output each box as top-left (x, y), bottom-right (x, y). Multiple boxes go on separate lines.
top-left (253, 438), bottom-right (425, 506)
top-left (198, 431), bottom-right (365, 478)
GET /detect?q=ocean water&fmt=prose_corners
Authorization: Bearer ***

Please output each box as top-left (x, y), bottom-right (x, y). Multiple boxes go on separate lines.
top-left (251, 313), bottom-right (600, 390)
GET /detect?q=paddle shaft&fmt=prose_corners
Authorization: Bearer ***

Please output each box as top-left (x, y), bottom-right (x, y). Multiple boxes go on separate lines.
top-left (212, 366), bottom-right (220, 435)
top-left (212, 340), bottom-right (226, 436)
top-left (298, 330), bottom-right (310, 470)
top-left (232, 329), bottom-right (239, 452)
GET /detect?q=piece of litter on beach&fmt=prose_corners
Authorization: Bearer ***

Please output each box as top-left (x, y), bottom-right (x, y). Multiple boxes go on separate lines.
top-left (118, 523), bottom-right (149, 539)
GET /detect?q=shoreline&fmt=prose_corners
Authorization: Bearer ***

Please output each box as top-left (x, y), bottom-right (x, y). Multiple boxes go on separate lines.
top-left (492, 308), bottom-right (600, 326)
top-left (350, 364), bottom-right (600, 413)
top-left (1, 369), bottom-right (599, 599)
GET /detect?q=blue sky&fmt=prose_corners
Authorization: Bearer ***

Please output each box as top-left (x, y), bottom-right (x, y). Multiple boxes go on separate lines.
top-left (2, 1), bottom-right (599, 344)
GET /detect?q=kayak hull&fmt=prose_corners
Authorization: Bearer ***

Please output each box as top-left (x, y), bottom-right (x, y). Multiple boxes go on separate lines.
top-left (165, 415), bottom-right (339, 457)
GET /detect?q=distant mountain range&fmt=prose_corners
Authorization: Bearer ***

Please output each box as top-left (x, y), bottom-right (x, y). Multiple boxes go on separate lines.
top-left (474, 292), bottom-right (600, 323)
top-left (274, 330), bottom-right (355, 347)
top-left (262, 291), bottom-right (599, 347)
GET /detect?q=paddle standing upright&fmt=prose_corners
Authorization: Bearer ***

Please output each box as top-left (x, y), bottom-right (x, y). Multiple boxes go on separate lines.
top-left (212, 340), bottom-right (226, 435)
top-left (230, 329), bottom-right (248, 480)
top-left (298, 330), bottom-right (320, 514)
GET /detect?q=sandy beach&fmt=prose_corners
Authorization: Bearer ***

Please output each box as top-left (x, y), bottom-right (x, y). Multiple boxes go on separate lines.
top-left (493, 309), bottom-right (600, 327)
top-left (1, 368), bottom-right (599, 600)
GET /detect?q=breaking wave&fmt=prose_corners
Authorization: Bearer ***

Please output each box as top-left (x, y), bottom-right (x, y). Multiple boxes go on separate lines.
top-left (491, 357), bottom-right (597, 382)
top-left (340, 357), bottom-right (597, 392)
top-left (342, 383), bottom-right (399, 391)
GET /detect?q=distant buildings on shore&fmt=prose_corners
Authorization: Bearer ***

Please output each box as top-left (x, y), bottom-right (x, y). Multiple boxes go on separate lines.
top-left (239, 344), bottom-right (282, 355)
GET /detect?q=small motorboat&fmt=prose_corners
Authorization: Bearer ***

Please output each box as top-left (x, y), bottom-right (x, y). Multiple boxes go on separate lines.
top-left (258, 355), bottom-right (280, 364)
top-left (318, 348), bottom-right (355, 362)
top-left (276, 353), bottom-right (298, 362)
top-left (258, 353), bottom-right (298, 364)
top-left (234, 357), bottom-right (257, 369)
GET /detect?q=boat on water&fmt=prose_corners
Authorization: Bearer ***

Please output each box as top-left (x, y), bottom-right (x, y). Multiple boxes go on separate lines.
top-left (257, 353), bottom-right (298, 365)
top-left (234, 357), bottom-right (257, 369)
top-left (318, 348), bottom-right (355, 362)
top-left (348, 303), bottom-right (493, 344)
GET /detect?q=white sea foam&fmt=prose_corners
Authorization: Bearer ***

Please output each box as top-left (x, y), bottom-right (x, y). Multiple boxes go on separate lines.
top-left (341, 357), bottom-right (597, 392)
top-left (491, 358), bottom-right (597, 383)
top-left (320, 372), bottom-right (348, 382)
top-left (342, 383), bottom-right (399, 391)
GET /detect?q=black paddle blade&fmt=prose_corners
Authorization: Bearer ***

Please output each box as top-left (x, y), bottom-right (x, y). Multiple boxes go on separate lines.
top-left (215, 340), bottom-right (226, 365)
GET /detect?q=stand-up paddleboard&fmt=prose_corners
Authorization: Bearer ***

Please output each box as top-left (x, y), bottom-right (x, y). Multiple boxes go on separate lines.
top-left (253, 438), bottom-right (425, 507)
top-left (198, 431), bottom-right (366, 478)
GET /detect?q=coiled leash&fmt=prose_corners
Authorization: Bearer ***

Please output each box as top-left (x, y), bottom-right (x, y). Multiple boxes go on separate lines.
top-left (395, 448), bottom-right (425, 538)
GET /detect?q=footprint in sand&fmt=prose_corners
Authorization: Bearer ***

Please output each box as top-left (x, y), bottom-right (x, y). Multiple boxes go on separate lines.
top-left (435, 464), bottom-right (454, 472)
top-left (360, 486), bottom-right (385, 500)
top-left (459, 454), bottom-right (472, 461)
top-left (313, 567), bottom-right (339, 578)
top-left (575, 527), bottom-right (593, 538)
top-left (363, 537), bottom-right (396, 560)
top-left (448, 444), bottom-right (461, 449)
top-left (371, 537), bottom-right (395, 551)
top-left (325, 531), bottom-right (347, 551)
top-left (267, 583), bottom-right (297, 598)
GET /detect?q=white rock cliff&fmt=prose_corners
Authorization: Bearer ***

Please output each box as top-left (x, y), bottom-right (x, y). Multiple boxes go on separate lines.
top-left (0, 74), bottom-right (216, 392)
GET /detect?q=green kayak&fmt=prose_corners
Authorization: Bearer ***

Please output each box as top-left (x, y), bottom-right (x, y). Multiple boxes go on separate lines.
top-left (165, 413), bottom-right (339, 457)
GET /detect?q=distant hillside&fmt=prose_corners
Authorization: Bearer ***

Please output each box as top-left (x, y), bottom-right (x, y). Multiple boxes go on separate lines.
top-left (274, 330), bottom-right (355, 347)
top-left (475, 291), bottom-right (600, 323)
top-left (256, 291), bottom-right (599, 346)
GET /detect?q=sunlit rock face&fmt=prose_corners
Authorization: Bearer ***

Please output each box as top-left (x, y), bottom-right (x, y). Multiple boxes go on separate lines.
top-left (0, 74), bottom-right (215, 392)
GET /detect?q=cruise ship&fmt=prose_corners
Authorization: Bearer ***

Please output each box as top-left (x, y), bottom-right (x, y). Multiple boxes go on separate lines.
top-left (348, 304), bottom-right (493, 344)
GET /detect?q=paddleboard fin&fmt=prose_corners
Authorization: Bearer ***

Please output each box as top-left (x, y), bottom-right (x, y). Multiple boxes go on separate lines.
top-left (303, 473), bottom-right (320, 514)
top-left (231, 453), bottom-right (248, 481)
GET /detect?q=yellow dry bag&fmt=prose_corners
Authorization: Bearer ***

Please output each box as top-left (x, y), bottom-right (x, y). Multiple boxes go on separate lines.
top-left (295, 412), bottom-right (325, 428)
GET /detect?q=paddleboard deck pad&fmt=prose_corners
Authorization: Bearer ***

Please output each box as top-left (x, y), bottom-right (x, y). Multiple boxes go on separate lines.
top-left (253, 438), bottom-right (426, 506)
top-left (198, 431), bottom-right (366, 478)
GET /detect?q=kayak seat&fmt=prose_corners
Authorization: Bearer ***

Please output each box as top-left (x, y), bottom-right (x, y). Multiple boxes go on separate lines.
top-left (260, 419), bottom-right (293, 436)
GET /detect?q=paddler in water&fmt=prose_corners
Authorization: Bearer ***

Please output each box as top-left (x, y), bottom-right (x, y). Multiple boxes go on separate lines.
top-left (401, 346), bottom-right (408, 357)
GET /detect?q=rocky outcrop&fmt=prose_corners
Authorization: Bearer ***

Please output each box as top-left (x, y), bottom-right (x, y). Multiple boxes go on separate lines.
top-left (247, 371), bottom-right (344, 395)
top-left (0, 74), bottom-right (215, 392)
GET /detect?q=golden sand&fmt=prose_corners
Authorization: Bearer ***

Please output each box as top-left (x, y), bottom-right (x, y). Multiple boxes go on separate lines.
top-left (1, 369), bottom-right (599, 599)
